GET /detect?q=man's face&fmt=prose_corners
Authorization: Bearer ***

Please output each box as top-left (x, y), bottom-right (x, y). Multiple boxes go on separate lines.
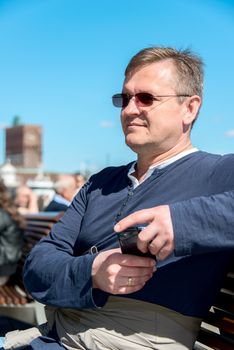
top-left (121, 60), bottom-right (190, 156)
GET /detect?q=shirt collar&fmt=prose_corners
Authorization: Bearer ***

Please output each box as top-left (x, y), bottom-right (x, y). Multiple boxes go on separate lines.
top-left (128, 148), bottom-right (198, 189)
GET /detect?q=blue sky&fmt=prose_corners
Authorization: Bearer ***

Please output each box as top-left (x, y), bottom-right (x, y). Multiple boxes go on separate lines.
top-left (0, 0), bottom-right (233, 174)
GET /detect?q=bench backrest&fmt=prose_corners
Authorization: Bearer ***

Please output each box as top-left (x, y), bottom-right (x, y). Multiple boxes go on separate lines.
top-left (15, 212), bottom-right (63, 290)
top-left (195, 257), bottom-right (234, 349)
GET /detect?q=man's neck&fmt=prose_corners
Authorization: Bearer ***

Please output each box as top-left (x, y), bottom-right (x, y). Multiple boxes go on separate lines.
top-left (134, 143), bottom-right (194, 181)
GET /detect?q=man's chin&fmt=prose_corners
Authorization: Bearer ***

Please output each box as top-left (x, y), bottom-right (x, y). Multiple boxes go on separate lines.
top-left (125, 139), bottom-right (143, 153)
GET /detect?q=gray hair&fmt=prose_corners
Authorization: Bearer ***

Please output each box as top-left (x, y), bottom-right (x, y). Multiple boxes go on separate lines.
top-left (125, 47), bottom-right (204, 100)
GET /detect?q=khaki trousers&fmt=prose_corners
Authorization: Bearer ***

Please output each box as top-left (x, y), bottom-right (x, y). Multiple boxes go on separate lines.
top-left (45, 297), bottom-right (202, 350)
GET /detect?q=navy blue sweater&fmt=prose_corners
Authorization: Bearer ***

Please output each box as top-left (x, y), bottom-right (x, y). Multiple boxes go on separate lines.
top-left (23, 151), bottom-right (234, 317)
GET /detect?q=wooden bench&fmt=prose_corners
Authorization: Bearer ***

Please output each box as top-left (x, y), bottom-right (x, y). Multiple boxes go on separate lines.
top-left (0, 212), bottom-right (233, 348)
top-left (0, 212), bottom-right (63, 324)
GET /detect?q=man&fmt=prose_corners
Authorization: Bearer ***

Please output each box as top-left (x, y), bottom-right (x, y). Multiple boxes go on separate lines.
top-left (22, 47), bottom-right (234, 349)
top-left (44, 175), bottom-right (77, 212)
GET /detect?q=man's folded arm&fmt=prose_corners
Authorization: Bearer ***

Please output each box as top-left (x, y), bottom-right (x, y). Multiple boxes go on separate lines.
top-left (171, 190), bottom-right (234, 256)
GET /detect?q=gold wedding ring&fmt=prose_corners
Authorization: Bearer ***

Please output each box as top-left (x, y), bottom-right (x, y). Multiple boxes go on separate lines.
top-left (127, 277), bottom-right (133, 286)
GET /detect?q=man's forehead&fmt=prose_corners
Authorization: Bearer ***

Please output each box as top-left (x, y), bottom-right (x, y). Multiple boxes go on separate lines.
top-left (123, 60), bottom-right (175, 89)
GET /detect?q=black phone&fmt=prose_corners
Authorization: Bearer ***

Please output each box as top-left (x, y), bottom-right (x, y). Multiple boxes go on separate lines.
top-left (117, 226), bottom-right (155, 259)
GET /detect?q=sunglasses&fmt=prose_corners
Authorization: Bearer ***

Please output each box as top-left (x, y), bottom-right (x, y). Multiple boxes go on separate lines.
top-left (112, 92), bottom-right (191, 108)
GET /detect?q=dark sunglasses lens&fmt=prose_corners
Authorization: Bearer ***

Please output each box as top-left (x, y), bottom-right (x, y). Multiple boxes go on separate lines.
top-left (112, 94), bottom-right (129, 108)
top-left (136, 93), bottom-right (154, 106)
top-left (112, 93), bottom-right (154, 108)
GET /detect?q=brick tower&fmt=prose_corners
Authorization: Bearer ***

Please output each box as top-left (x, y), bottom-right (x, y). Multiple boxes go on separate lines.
top-left (5, 124), bottom-right (42, 168)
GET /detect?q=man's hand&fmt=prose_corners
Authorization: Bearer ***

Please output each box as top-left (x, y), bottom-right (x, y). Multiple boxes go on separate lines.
top-left (114, 205), bottom-right (174, 260)
top-left (92, 248), bottom-right (156, 294)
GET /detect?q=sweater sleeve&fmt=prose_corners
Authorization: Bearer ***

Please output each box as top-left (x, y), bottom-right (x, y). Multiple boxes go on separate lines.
top-left (170, 154), bottom-right (234, 256)
top-left (170, 190), bottom-right (234, 256)
top-left (23, 181), bottom-right (108, 309)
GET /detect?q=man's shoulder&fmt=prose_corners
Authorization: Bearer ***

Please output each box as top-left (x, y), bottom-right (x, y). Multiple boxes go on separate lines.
top-left (196, 151), bottom-right (234, 167)
top-left (168, 151), bottom-right (234, 181)
top-left (186, 151), bottom-right (234, 185)
top-left (86, 162), bottom-right (134, 191)
top-left (91, 162), bottom-right (134, 179)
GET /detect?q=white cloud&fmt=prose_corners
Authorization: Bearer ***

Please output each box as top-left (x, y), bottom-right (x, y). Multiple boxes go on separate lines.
top-left (100, 120), bottom-right (115, 128)
top-left (225, 129), bottom-right (234, 138)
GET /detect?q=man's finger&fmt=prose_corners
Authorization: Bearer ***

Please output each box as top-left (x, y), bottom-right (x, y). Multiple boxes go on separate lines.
top-left (114, 208), bottom-right (155, 232)
top-left (137, 224), bottom-right (158, 253)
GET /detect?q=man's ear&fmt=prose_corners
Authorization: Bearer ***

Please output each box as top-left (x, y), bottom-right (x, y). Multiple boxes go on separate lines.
top-left (183, 95), bottom-right (201, 125)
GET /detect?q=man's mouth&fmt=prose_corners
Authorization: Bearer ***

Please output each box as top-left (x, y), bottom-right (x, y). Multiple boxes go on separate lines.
top-left (127, 122), bottom-right (146, 128)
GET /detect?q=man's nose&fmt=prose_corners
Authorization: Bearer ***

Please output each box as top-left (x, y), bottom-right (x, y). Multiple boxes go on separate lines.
top-left (122, 97), bottom-right (141, 115)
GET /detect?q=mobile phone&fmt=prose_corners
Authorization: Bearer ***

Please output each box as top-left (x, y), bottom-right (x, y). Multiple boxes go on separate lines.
top-left (117, 226), bottom-right (155, 259)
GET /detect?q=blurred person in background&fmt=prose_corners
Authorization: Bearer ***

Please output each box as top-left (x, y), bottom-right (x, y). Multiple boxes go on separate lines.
top-left (0, 179), bottom-right (25, 286)
top-left (74, 172), bottom-right (86, 194)
top-left (14, 185), bottom-right (39, 215)
top-left (44, 174), bottom-right (77, 212)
